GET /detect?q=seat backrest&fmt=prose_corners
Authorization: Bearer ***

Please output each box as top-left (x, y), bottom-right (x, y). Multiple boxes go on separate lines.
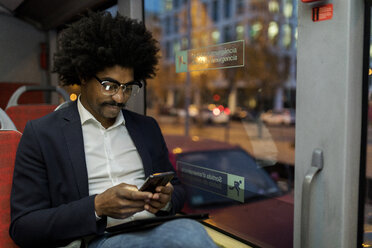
top-left (0, 108), bottom-right (16, 130)
top-left (6, 105), bottom-right (57, 132)
top-left (0, 82), bottom-right (44, 110)
top-left (5, 85), bottom-right (70, 132)
top-left (0, 130), bottom-right (21, 247)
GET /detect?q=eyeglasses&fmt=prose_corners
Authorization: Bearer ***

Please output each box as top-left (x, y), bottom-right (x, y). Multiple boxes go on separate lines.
top-left (94, 75), bottom-right (142, 96)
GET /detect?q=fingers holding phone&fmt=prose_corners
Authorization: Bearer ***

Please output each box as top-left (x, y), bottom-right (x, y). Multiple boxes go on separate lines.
top-left (95, 172), bottom-right (175, 217)
top-left (145, 182), bottom-right (174, 214)
top-left (95, 183), bottom-right (153, 219)
top-left (139, 171), bottom-right (175, 193)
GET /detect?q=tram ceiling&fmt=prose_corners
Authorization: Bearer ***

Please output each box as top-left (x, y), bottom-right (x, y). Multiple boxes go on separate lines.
top-left (0, 0), bottom-right (116, 30)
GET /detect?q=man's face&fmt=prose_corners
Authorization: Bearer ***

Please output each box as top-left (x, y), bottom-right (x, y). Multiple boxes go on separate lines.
top-left (80, 66), bottom-right (134, 128)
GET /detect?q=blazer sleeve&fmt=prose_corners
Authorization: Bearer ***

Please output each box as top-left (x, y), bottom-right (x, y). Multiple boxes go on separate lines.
top-left (9, 121), bottom-right (106, 248)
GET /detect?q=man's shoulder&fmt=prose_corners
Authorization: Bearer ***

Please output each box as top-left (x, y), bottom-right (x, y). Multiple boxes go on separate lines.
top-left (29, 101), bottom-right (78, 128)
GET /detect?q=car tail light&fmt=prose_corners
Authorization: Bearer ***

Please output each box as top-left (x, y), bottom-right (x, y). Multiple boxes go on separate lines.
top-left (213, 108), bottom-right (221, 116)
top-left (224, 107), bottom-right (231, 115)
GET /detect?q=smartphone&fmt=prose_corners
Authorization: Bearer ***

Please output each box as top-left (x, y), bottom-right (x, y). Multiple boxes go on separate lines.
top-left (139, 171), bottom-right (175, 193)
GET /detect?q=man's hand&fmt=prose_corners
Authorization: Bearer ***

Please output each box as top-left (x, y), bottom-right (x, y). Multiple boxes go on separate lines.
top-left (94, 183), bottom-right (153, 219)
top-left (144, 182), bottom-right (174, 214)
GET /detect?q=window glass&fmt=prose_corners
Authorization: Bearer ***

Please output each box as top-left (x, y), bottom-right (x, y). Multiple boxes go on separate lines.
top-left (236, 24), bottom-right (245, 40)
top-left (212, 0), bottom-right (219, 22)
top-left (145, 0), bottom-right (297, 247)
top-left (295, 27), bottom-right (298, 39)
top-left (250, 21), bottom-right (262, 41)
top-left (174, 0), bottom-right (180, 9)
top-left (174, 14), bottom-right (179, 33)
top-left (223, 0), bottom-right (231, 19)
top-left (182, 37), bottom-right (189, 50)
top-left (284, 2), bottom-right (293, 18)
top-left (283, 24), bottom-right (292, 48)
top-left (268, 0), bottom-right (279, 13)
top-left (165, 0), bottom-right (173, 11)
top-left (165, 41), bottom-right (171, 59)
top-left (223, 25), bottom-right (233, 42)
top-left (173, 40), bottom-right (181, 54)
top-left (268, 21), bottom-right (279, 45)
top-left (236, 0), bottom-right (245, 15)
top-left (165, 16), bottom-right (171, 34)
top-left (211, 30), bottom-right (220, 44)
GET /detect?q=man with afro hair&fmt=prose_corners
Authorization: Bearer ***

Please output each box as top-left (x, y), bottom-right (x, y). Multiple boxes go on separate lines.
top-left (10, 11), bottom-right (216, 248)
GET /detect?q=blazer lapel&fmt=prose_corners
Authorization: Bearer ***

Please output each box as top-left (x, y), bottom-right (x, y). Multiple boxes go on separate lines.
top-left (123, 110), bottom-right (153, 177)
top-left (60, 102), bottom-right (89, 197)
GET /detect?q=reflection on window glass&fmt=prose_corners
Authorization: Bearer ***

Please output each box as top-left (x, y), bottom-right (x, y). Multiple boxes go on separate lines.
top-left (236, 24), bottom-right (245, 40)
top-left (165, 0), bottom-right (173, 11)
top-left (295, 26), bottom-right (298, 39)
top-left (201, 33), bottom-right (208, 46)
top-left (284, 3), bottom-right (293, 18)
top-left (283, 24), bottom-right (292, 48)
top-left (212, 30), bottom-right (220, 43)
top-left (201, 3), bottom-right (208, 24)
top-left (250, 0), bottom-right (266, 12)
top-left (250, 21), bottom-right (262, 40)
top-left (224, 0), bottom-right (231, 19)
top-left (174, 0), bottom-right (180, 9)
top-left (236, 0), bottom-right (245, 15)
top-left (174, 14), bottom-right (179, 33)
top-left (177, 149), bottom-right (281, 206)
top-left (173, 40), bottom-right (180, 54)
top-left (145, 0), bottom-right (297, 247)
top-left (268, 21), bottom-right (279, 44)
top-left (165, 41), bottom-right (171, 59)
top-left (268, 0), bottom-right (279, 13)
top-left (223, 25), bottom-right (233, 42)
top-left (191, 38), bottom-right (198, 49)
top-left (212, 0), bottom-right (219, 22)
top-left (183, 10), bottom-right (188, 30)
top-left (181, 37), bottom-right (188, 50)
top-left (165, 16), bottom-right (171, 34)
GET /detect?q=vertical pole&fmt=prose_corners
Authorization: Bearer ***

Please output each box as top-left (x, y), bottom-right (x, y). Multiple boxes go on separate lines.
top-left (294, 0), bottom-right (364, 247)
top-left (184, 0), bottom-right (192, 136)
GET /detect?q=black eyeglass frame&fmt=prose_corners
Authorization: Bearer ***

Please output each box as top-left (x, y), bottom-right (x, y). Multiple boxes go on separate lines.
top-left (94, 75), bottom-right (142, 96)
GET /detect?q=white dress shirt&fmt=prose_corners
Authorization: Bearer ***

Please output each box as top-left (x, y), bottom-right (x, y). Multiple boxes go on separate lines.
top-left (77, 97), bottom-right (155, 227)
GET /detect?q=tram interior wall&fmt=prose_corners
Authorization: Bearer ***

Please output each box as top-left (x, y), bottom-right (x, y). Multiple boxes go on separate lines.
top-left (0, 14), bottom-right (46, 84)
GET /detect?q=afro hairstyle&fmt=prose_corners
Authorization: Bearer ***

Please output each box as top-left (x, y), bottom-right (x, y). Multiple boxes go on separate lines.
top-left (53, 11), bottom-right (159, 85)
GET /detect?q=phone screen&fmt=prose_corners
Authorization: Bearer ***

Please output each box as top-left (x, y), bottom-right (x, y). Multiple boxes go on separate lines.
top-left (139, 171), bottom-right (175, 193)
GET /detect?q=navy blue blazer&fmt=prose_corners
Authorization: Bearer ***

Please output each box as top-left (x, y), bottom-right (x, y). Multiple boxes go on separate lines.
top-left (9, 101), bottom-right (185, 247)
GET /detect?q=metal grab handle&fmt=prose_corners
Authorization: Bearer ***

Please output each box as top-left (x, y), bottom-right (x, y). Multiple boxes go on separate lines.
top-left (6, 85), bottom-right (70, 109)
top-left (301, 149), bottom-right (323, 248)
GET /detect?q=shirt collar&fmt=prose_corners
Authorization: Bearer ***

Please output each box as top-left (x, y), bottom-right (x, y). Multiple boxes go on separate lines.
top-left (77, 95), bottom-right (125, 128)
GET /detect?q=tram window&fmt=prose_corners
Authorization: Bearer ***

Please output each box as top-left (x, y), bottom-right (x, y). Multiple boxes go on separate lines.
top-left (176, 149), bottom-right (282, 200)
top-left (145, 0), bottom-right (296, 247)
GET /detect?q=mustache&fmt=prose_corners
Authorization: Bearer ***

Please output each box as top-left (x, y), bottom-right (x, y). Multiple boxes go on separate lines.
top-left (102, 102), bottom-right (126, 108)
